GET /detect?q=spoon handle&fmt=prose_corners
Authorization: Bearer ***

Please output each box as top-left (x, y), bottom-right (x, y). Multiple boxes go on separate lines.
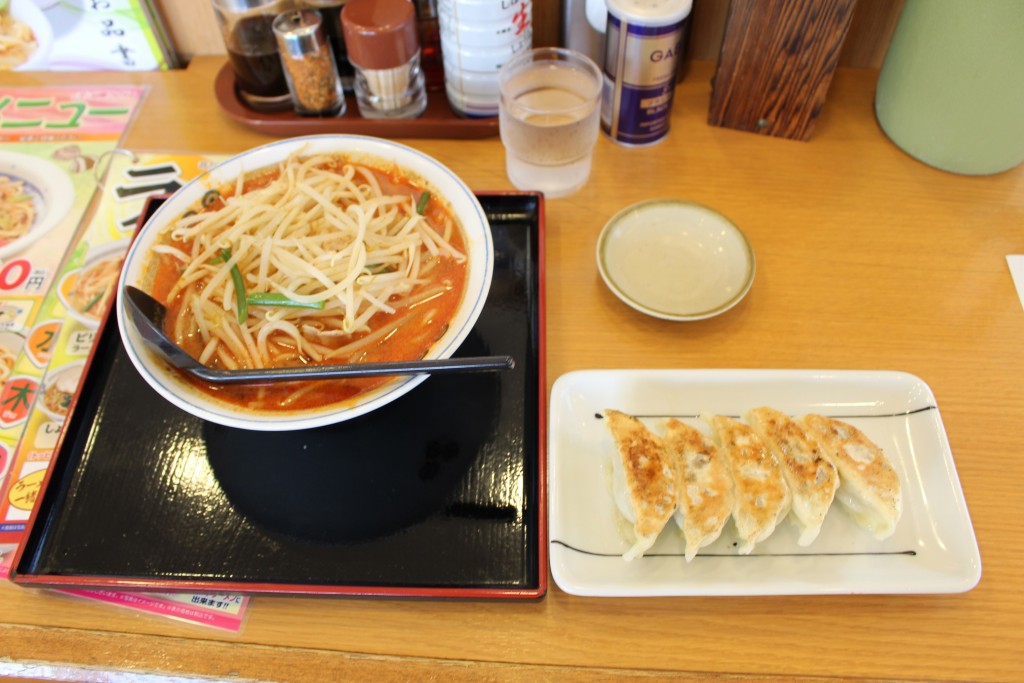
top-left (188, 355), bottom-right (515, 384)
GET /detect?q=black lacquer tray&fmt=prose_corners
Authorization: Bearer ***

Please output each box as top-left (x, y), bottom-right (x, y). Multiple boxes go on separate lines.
top-left (12, 192), bottom-right (546, 599)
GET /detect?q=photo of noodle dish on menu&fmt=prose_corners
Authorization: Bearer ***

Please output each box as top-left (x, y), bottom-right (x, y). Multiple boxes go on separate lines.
top-left (59, 238), bottom-right (132, 328)
top-left (1, 0), bottom-right (53, 71)
top-left (116, 135), bottom-right (493, 431)
top-left (0, 330), bottom-right (24, 387)
top-left (37, 361), bottom-right (84, 421)
top-left (0, 151), bottom-right (74, 259)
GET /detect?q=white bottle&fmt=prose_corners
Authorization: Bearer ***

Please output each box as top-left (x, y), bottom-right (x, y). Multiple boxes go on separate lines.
top-left (438, 0), bottom-right (533, 117)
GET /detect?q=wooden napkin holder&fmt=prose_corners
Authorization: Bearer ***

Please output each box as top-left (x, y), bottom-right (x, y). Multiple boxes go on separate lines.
top-left (707, 0), bottom-right (858, 141)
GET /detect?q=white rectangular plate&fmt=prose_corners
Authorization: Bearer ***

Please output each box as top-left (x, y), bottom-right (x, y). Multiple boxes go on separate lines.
top-left (548, 369), bottom-right (981, 596)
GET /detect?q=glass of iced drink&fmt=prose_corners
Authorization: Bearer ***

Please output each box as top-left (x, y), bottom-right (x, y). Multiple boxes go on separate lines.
top-left (498, 47), bottom-right (602, 198)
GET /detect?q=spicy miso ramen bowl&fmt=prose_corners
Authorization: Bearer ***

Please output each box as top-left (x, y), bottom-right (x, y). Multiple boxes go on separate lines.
top-left (116, 135), bottom-right (493, 431)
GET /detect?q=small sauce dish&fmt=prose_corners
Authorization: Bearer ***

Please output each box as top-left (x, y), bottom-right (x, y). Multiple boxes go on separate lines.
top-left (597, 199), bottom-right (755, 321)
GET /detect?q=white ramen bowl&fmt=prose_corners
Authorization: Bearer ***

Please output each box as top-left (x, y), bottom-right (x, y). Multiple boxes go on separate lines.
top-left (116, 135), bottom-right (494, 431)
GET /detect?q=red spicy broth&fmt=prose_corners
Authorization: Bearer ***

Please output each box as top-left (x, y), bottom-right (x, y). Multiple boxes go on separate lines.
top-left (147, 154), bottom-right (469, 413)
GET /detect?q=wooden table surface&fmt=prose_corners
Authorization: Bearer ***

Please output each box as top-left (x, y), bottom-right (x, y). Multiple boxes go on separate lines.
top-left (2, 57), bottom-right (1022, 683)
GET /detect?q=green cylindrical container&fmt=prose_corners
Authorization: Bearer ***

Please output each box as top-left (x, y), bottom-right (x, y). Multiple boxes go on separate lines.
top-left (875, 0), bottom-right (1024, 175)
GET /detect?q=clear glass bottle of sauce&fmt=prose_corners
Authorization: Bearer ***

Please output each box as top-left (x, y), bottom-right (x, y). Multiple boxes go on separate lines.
top-left (212, 0), bottom-right (296, 111)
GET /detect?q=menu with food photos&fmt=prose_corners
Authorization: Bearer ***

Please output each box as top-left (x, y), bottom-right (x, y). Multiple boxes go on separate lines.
top-left (0, 85), bottom-right (145, 481)
top-left (5, 0), bottom-right (175, 72)
top-left (0, 101), bottom-right (250, 630)
top-left (0, 150), bottom-right (219, 539)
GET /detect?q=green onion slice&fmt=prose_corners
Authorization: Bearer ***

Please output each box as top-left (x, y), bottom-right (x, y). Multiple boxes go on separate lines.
top-left (246, 292), bottom-right (325, 310)
top-left (415, 190), bottom-right (430, 215)
top-left (82, 290), bottom-right (106, 313)
top-left (220, 248), bottom-right (247, 323)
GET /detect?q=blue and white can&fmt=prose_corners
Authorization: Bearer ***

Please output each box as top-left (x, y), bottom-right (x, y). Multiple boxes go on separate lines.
top-left (601, 0), bottom-right (692, 146)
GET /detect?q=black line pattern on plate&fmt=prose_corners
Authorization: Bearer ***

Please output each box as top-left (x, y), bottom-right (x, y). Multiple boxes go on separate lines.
top-left (550, 540), bottom-right (917, 558)
top-left (593, 406), bottom-right (938, 421)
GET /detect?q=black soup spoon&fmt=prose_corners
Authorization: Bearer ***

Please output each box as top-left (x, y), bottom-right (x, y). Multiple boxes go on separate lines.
top-left (123, 286), bottom-right (514, 384)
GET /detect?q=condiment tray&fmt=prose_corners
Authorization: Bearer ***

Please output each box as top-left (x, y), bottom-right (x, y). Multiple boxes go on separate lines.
top-left (215, 64), bottom-right (499, 139)
top-left (11, 192), bottom-right (546, 599)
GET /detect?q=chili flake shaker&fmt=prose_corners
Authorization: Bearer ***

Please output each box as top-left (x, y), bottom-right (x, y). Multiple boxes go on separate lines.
top-left (341, 0), bottom-right (428, 119)
top-left (273, 9), bottom-right (346, 116)
top-left (300, 0), bottom-right (356, 92)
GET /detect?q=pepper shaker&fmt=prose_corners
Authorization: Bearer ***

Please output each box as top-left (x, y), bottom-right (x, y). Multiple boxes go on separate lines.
top-left (273, 9), bottom-right (346, 117)
top-left (341, 0), bottom-right (428, 119)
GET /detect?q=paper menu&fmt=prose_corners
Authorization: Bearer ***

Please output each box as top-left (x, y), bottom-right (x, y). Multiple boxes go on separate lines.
top-left (58, 589), bottom-right (248, 632)
top-left (0, 85), bottom-right (146, 462)
top-left (21, 0), bottom-right (176, 72)
top-left (0, 151), bottom-right (251, 633)
top-left (0, 104), bottom-right (250, 630)
top-left (1007, 256), bottom-right (1024, 311)
top-left (0, 150), bottom-right (222, 535)
top-left (0, 148), bottom-right (192, 500)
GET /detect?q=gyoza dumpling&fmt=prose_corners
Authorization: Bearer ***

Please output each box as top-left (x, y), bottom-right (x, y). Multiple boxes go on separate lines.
top-left (746, 406), bottom-right (839, 546)
top-left (663, 418), bottom-right (735, 561)
top-left (702, 413), bottom-right (791, 554)
top-left (800, 414), bottom-right (902, 539)
top-left (604, 409), bottom-right (677, 561)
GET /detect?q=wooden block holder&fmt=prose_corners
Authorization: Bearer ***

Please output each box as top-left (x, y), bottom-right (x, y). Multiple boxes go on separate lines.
top-left (708, 0), bottom-right (858, 141)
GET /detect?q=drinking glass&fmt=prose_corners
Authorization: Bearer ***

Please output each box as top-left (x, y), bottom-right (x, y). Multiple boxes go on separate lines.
top-left (498, 47), bottom-right (602, 198)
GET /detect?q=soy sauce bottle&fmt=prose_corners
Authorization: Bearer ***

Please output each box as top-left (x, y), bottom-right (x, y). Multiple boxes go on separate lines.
top-left (211, 0), bottom-right (296, 111)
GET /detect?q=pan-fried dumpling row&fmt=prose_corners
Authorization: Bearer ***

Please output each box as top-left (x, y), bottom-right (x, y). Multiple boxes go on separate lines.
top-left (800, 413), bottom-right (902, 540)
top-left (602, 408), bottom-right (902, 560)
top-left (663, 419), bottom-right (735, 561)
top-left (604, 409), bottom-right (678, 561)
top-left (745, 407), bottom-right (839, 546)
top-left (702, 413), bottom-right (791, 555)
